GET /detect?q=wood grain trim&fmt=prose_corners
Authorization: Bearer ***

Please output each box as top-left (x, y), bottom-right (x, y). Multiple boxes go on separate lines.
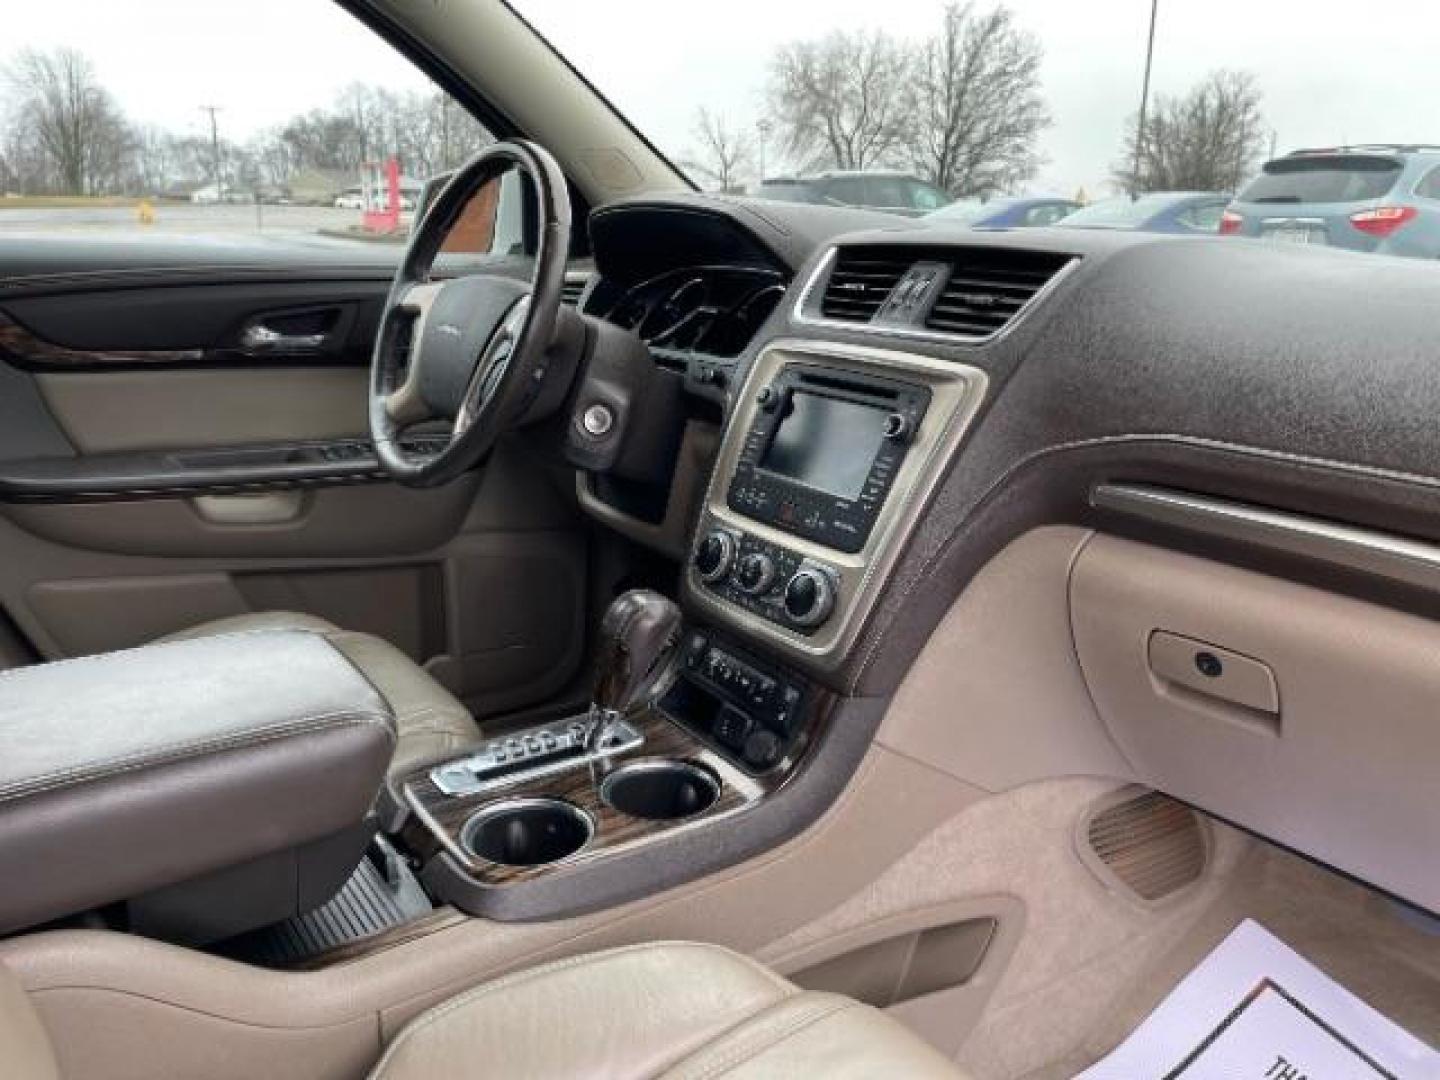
top-left (0, 311), bottom-right (204, 367)
top-left (398, 698), bottom-right (829, 888)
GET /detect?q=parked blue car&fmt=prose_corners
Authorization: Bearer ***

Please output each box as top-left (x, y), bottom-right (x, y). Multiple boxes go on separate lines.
top-left (926, 195), bottom-right (1079, 229)
top-left (1220, 146), bottom-right (1440, 258)
top-left (1058, 192), bottom-right (1231, 234)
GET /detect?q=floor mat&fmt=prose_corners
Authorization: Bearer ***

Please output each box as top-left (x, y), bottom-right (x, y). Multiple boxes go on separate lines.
top-left (1075, 920), bottom-right (1438, 1079)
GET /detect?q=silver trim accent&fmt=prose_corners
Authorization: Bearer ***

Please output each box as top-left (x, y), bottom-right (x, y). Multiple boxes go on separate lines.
top-left (696, 528), bottom-right (738, 584)
top-left (1092, 483), bottom-right (1440, 592)
top-left (684, 338), bottom-right (988, 669)
top-left (431, 716), bottom-right (642, 798)
top-left (792, 244), bottom-right (1080, 348)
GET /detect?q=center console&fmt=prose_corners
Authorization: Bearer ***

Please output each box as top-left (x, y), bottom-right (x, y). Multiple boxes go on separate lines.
top-left (686, 339), bottom-right (988, 668)
top-left (384, 340), bottom-right (986, 921)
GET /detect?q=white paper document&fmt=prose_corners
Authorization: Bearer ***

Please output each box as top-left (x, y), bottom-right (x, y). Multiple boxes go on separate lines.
top-left (1075, 920), bottom-right (1439, 1080)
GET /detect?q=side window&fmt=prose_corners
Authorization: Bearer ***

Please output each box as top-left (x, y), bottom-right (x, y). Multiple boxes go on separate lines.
top-left (0, 3), bottom-right (494, 251)
top-left (825, 177), bottom-right (867, 206)
top-left (1415, 166), bottom-right (1440, 201)
top-left (1178, 203), bottom-right (1225, 232)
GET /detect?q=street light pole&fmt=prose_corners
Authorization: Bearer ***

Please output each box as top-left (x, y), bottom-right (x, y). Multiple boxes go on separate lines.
top-left (200, 105), bottom-right (224, 200)
top-left (1131, 0), bottom-right (1159, 197)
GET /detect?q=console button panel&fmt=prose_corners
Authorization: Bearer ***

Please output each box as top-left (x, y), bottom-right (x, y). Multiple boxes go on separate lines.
top-left (665, 630), bottom-right (807, 774)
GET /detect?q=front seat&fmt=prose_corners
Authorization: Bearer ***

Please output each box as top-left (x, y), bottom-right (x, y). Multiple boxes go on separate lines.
top-left (159, 612), bottom-right (483, 777)
top-left (2, 941), bottom-right (969, 1079)
top-left (369, 941), bottom-right (968, 1079)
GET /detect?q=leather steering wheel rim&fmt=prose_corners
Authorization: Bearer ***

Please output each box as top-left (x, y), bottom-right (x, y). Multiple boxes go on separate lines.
top-left (368, 139), bottom-right (571, 487)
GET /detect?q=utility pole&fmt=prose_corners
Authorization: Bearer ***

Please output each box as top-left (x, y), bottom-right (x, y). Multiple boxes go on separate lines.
top-left (756, 119), bottom-right (774, 184)
top-left (1130, 0), bottom-right (1160, 197)
top-left (200, 105), bottom-right (224, 200)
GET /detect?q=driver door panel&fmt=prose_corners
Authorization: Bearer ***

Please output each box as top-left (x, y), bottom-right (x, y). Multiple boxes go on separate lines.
top-left (0, 252), bottom-right (589, 721)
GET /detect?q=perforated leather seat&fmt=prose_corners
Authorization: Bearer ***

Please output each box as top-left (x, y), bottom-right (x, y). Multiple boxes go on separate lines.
top-left (369, 941), bottom-right (970, 1079)
top-left (160, 612), bottom-right (483, 777)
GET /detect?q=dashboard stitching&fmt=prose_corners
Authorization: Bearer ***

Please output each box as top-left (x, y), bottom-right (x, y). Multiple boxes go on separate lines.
top-left (852, 430), bottom-right (1440, 687)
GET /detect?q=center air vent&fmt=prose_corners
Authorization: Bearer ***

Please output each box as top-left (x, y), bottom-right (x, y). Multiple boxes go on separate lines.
top-left (925, 250), bottom-right (1072, 338)
top-left (819, 250), bottom-right (912, 323)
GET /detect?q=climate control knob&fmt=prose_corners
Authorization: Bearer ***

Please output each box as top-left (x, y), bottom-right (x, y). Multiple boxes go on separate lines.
top-left (783, 567), bottom-right (836, 628)
top-left (734, 552), bottom-right (777, 596)
top-left (693, 530), bottom-right (736, 583)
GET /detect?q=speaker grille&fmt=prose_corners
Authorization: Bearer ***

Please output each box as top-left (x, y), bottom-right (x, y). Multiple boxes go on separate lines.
top-left (1086, 790), bottom-right (1207, 903)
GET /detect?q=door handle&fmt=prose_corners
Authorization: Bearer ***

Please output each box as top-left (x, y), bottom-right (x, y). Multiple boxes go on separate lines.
top-left (240, 323), bottom-right (330, 353)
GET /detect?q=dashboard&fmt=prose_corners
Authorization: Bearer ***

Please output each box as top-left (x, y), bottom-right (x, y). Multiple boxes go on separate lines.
top-left (579, 191), bottom-right (1440, 916)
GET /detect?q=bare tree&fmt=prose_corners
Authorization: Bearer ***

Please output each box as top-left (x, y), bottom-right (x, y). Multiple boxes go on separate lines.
top-left (6, 47), bottom-right (133, 195)
top-left (908, 3), bottom-right (1049, 196)
top-left (684, 108), bottom-right (753, 192)
top-left (768, 30), bottom-right (911, 172)
top-left (1114, 70), bottom-right (1267, 193)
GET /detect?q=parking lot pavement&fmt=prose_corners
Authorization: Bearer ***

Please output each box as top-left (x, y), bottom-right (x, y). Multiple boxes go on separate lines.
top-left (0, 204), bottom-right (407, 247)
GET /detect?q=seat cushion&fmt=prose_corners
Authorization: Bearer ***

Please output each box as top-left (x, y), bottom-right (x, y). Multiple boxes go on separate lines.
top-left (0, 961), bottom-right (59, 1080)
top-left (161, 612), bottom-right (482, 776)
top-left (370, 941), bottom-right (968, 1080)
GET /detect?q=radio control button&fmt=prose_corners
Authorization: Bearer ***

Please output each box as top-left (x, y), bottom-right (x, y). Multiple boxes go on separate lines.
top-left (783, 567), bottom-right (836, 627)
top-left (734, 552), bottom-right (777, 595)
top-left (694, 530), bottom-right (736, 583)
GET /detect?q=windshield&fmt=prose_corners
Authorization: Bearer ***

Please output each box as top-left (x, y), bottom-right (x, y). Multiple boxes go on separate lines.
top-left (510, 0), bottom-right (1440, 258)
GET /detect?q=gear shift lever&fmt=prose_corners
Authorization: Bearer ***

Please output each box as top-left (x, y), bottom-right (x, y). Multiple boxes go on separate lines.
top-left (586, 589), bottom-right (683, 751)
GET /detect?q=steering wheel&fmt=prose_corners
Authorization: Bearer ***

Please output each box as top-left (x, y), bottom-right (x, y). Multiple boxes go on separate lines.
top-left (368, 140), bottom-right (571, 487)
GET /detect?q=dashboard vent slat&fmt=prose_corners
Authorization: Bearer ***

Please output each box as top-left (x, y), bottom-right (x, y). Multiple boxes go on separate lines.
top-left (925, 250), bottom-right (1073, 338)
top-left (819, 252), bottom-right (911, 323)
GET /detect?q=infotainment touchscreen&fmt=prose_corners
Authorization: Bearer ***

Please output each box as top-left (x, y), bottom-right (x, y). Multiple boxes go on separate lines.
top-left (760, 392), bottom-right (887, 500)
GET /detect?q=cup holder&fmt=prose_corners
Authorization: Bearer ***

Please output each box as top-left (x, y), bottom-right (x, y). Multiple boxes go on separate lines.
top-left (461, 797), bottom-right (593, 867)
top-left (601, 760), bottom-right (720, 821)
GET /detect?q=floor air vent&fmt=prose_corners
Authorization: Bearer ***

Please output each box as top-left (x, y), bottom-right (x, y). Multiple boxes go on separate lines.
top-left (1082, 788), bottom-right (1208, 905)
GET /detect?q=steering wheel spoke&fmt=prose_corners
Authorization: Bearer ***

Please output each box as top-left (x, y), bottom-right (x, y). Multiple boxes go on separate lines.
top-left (367, 140), bottom-right (571, 487)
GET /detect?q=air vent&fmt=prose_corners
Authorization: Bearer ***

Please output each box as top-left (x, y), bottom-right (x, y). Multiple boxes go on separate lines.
top-left (1083, 788), bottom-right (1208, 904)
top-left (560, 277), bottom-right (588, 306)
top-left (925, 250), bottom-right (1072, 338)
top-left (819, 250), bottom-right (912, 323)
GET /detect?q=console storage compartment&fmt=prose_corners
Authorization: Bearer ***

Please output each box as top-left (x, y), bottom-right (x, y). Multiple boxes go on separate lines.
top-left (0, 629), bottom-right (395, 943)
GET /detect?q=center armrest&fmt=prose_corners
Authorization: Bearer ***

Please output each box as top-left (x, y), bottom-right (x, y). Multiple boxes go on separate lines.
top-left (0, 630), bottom-right (395, 937)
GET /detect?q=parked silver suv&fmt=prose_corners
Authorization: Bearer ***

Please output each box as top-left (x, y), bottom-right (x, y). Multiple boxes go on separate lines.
top-left (1221, 145), bottom-right (1440, 258)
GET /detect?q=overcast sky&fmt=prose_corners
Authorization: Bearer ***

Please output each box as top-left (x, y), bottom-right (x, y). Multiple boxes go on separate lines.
top-left (6, 0), bottom-right (1438, 195)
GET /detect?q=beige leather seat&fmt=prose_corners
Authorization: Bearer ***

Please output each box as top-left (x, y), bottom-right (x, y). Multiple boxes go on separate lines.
top-left (161, 612), bottom-right (483, 777)
top-left (370, 941), bottom-right (968, 1079)
top-left (1, 941), bottom-right (966, 1078)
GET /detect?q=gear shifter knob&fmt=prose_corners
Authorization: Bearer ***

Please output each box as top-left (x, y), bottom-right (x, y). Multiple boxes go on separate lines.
top-left (592, 589), bottom-right (683, 717)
